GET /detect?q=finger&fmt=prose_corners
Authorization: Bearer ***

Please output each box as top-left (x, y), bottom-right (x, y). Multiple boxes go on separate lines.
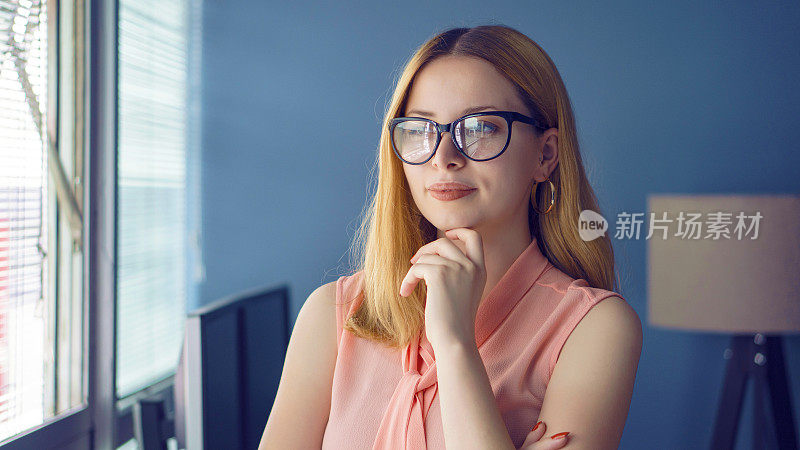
top-left (520, 434), bottom-right (569, 450)
top-left (519, 421), bottom-right (545, 448)
top-left (411, 237), bottom-right (470, 266)
top-left (547, 432), bottom-right (570, 448)
top-left (411, 253), bottom-right (458, 269)
top-left (410, 237), bottom-right (467, 264)
top-left (520, 438), bottom-right (569, 450)
top-left (443, 228), bottom-right (485, 269)
top-left (399, 262), bottom-right (445, 297)
top-left (539, 432), bottom-right (570, 449)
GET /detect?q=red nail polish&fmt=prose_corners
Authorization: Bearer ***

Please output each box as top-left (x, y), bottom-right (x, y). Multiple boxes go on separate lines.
top-left (531, 421), bottom-right (542, 432)
top-left (550, 432), bottom-right (569, 440)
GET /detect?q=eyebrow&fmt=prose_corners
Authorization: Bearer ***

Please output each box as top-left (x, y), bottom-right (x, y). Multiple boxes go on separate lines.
top-left (405, 105), bottom-right (498, 118)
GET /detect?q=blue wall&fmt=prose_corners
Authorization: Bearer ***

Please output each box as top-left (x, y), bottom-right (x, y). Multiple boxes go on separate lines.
top-left (197, 1), bottom-right (800, 447)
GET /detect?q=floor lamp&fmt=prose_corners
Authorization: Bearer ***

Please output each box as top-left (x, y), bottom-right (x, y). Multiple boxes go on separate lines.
top-left (647, 194), bottom-right (800, 450)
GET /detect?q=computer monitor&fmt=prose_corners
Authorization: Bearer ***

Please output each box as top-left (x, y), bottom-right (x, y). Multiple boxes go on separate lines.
top-left (174, 283), bottom-right (290, 450)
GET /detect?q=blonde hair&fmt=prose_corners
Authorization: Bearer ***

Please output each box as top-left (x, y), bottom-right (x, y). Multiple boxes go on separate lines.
top-left (344, 24), bottom-right (618, 349)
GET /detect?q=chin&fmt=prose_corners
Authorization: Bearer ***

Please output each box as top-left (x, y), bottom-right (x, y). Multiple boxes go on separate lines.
top-left (430, 218), bottom-right (476, 232)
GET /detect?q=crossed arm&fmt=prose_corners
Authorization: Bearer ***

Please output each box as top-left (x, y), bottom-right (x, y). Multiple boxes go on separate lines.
top-left (436, 296), bottom-right (643, 449)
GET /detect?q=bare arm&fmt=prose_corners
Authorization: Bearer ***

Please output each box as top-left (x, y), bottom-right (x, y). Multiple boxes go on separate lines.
top-left (258, 281), bottom-right (338, 450)
top-left (522, 296), bottom-right (643, 449)
top-left (435, 339), bottom-right (517, 449)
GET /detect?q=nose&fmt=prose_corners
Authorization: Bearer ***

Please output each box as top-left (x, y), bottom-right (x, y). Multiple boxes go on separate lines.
top-left (430, 131), bottom-right (465, 169)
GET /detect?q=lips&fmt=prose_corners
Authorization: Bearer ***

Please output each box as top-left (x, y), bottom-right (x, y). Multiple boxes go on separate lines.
top-left (427, 182), bottom-right (475, 191)
top-left (427, 187), bottom-right (476, 201)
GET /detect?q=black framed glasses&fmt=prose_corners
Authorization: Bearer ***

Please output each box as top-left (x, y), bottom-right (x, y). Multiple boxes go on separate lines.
top-left (388, 110), bottom-right (547, 165)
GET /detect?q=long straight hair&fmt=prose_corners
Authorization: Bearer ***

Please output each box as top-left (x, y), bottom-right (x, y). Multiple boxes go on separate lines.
top-left (344, 24), bottom-right (618, 349)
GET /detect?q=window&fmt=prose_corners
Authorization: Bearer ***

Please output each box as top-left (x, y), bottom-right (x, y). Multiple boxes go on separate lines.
top-left (116, 0), bottom-right (196, 398)
top-left (0, 0), bottom-right (86, 444)
top-left (0, 0), bottom-right (49, 437)
top-left (0, 0), bottom-right (199, 446)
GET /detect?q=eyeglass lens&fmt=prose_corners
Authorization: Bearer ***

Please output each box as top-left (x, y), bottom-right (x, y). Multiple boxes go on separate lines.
top-left (393, 114), bottom-right (509, 163)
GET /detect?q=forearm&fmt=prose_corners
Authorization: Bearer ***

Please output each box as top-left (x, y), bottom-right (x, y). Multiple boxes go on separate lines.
top-left (435, 340), bottom-right (515, 450)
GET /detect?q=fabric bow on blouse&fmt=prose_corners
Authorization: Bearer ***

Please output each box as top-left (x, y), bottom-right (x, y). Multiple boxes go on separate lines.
top-left (372, 330), bottom-right (438, 449)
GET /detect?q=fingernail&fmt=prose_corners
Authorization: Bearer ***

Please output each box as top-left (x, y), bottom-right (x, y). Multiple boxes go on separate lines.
top-left (531, 421), bottom-right (542, 432)
top-left (550, 432), bottom-right (569, 440)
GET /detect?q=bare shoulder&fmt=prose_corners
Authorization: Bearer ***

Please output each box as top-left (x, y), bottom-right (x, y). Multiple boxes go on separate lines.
top-left (258, 280), bottom-right (339, 450)
top-left (579, 296), bottom-right (642, 346)
top-left (294, 279), bottom-right (339, 353)
top-left (564, 295), bottom-right (642, 368)
top-left (297, 280), bottom-right (338, 338)
top-left (536, 296), bottom-right (642, 449)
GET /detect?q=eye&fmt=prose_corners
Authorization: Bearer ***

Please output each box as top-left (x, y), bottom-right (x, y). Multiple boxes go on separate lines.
top-left (401, 122), bottom-right (435, 136)
top-left (467, 120), bottom-right (498, 137)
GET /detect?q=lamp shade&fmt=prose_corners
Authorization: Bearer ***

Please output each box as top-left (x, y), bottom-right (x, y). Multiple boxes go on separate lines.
top-left (647, 194), bottom-right (800, 334)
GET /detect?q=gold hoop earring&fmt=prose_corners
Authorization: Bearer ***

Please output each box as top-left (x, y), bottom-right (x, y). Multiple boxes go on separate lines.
top-left (531, 179), bottom-right (555, 214)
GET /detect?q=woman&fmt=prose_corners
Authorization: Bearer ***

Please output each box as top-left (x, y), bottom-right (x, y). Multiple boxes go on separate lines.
top-left (259, 24), bottom-right (642, 449)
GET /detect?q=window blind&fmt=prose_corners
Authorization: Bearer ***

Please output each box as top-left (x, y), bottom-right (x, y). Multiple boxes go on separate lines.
top-left (0, 0), bottom-right (48, 440)
top-left (116, 0), bottom-right (189, 397)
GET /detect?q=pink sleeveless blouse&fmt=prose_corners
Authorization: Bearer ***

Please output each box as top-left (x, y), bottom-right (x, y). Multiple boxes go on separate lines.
top-left (321, 237), bottom-right (625, 449)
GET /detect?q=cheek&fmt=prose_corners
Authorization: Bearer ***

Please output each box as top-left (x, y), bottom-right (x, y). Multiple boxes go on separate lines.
top-left (489, 168), bottom-right (532, 203)
top-left (402, 168), bottom-right (426, 202)
top-left (497, 148), bottom-right (537, 188)
top-left (402, 168), bottom-right (419, 190)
